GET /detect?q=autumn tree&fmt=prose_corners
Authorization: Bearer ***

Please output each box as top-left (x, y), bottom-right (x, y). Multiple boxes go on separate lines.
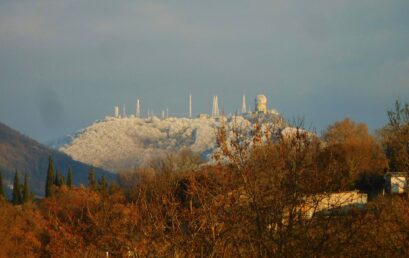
top-left (188, 118), bottom-right (398, 257)
top-left (379, 100), bottom-right (409, 172)
top-left (148, 148), bottom-right (202, 176)
top-left (41, 185), bottom-right (133, 257)
top-left (0, 200), bottom-right (47, 257)
top-left (45, 156), bottom-right (55, 197)
top-left (207, 121), bottom-right (352, 256)
top-left (322, 118), bottom-right (388, 192)
top-left (12, 171), bottom-right (21, 205)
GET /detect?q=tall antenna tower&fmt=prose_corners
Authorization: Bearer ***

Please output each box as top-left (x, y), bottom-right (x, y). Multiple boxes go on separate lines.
top-left (189, 94), bottom-right (192, 118)
top-left (212, 96), bottom-right (220, 117)
top-left (215, 96), bottom-right (220, 116)
top-left (122, 104), bottom-right (126, 117)
top-left (136, 99), bottom-right (141, 117)
top-left (212, 96), bottom-right (215, 116)
top-left (114, 106), bottom-right (120, 118)
top-left (242, 94), bottom-right (247, 113)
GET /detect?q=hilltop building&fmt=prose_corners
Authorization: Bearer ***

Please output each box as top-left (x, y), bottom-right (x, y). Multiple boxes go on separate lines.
top-left (255, 95), bottom-right (268, 113)
top-left (111, 93), bottom-right (280, 120)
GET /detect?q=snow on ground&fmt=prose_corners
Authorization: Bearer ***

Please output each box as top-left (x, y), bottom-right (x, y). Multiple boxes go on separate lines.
top-left (51, 114), bottom-right (286, 172)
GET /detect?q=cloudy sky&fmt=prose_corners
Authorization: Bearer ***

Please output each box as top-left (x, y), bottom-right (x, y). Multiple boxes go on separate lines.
top-left (0, 0), bottom-right (408, 142)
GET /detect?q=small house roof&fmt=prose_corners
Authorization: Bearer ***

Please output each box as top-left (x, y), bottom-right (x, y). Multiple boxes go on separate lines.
top-left (384, 172), bottom-right (408, 178)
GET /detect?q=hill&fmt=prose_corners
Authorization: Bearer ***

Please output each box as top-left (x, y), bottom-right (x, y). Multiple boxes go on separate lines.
top-left (50, 114), bottom-right (286, 172)
top-left (0, 122), bottom-right (114, 198)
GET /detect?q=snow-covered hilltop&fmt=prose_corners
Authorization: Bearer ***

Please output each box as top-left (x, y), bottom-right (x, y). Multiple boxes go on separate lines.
top-left (50, 114), bottom-right (285, 172)
top-left (49, 94), bottom-right (289, 172)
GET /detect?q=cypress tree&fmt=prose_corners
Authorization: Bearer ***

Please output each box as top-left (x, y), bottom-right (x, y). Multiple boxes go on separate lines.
top-left (22, 174), bottom-right (29, 203)
top-left (0, 171), bottom-right (5, 199)
top-left (67, 168), bottom-right (73, 188)
top-left (12, 171), bottom-right (22, 205)
top-left (54, 169), bottom-right (60, 187)
top-left (60, 175), bottom-right (66, 186)
top-left (88, 167), bottom-right (96, 190)
top-left (98, 175), bottom-right (108, 193)
top-left (45, 156), bottom-right (55, 197)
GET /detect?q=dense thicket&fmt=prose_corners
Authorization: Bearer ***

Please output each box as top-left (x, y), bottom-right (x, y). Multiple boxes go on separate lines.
top-left (0, 102), bottom-right (408, 257)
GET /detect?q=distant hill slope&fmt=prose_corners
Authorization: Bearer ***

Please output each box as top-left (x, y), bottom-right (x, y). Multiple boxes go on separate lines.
top-left (0, 122), bottom-right (115, 198)
top-left (50, 114), bottom-right (286, 171)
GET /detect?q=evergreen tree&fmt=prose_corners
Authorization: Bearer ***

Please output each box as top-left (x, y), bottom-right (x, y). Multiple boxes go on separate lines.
top-left (12, 171), bottom-right (22, 205)
top-left (0, 171), bottom-right (5, 199)
top-left (59, 175), bottom-right (66, 186)
top-left (67, 168), bottom-right (73, 188)
top-left (22, 174), bottom-right (29, 203)
top-left (54, 169), bottom-right (60, 187)
top-left (45, 156), bottom-right (55, 197)
top-left (98, 175), bottom-right (108, 193)
top-left (88, 167), bottom-right (96, 190)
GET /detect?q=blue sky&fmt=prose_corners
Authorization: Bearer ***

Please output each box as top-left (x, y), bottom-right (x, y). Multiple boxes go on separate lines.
top-left (0, 0), bottom-right (408, 141)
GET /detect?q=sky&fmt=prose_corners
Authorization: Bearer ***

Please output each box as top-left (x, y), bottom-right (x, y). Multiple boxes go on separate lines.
top-left (0, 0), bottom-right (408, 142)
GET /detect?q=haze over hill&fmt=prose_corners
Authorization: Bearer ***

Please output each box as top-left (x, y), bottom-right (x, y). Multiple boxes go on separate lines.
top-left (0, 122), bottom-right (114, 197)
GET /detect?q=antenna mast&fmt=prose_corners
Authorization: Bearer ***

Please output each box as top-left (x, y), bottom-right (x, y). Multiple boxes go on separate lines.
top-left (189, 94), bottom-right (192, 118)
top-left (242, 94), bottom-right (247, 113)
top-left (114, 106), bottom-right (119, 118)
top-left (136, 99), bottom-right (141, 117)
top-left (212, 96), bottom-right (220, 117)
top-left (122, 104), bottom-right (126, 118)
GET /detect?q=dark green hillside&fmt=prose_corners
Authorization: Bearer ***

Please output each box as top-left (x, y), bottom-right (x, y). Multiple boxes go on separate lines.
top-left (0, 122), bottom-right (115, 198)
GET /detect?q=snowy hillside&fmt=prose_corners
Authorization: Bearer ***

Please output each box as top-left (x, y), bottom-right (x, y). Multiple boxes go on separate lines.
top-left (51, 114), bottom-right (286, 172)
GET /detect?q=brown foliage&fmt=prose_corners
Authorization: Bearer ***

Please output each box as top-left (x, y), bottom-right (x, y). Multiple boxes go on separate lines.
top-left (322, 118), bottom-right (388, 190)
top-left (379, 100), bottom-right (409, 172)
top-left (41, 186), bottom-right (132, 257)
top-left (0, 200), bottom-right (46, 258)
top-left (1, 117), bottom-right (409, 257)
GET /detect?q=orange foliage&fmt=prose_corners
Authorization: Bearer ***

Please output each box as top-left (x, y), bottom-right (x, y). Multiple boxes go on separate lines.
top-left (323, 118), bottom-right (388, 189)
top-left (41, 186), bottom-right (132, 257)
top-left (0, 117), bottom-right (408, 257)
top-left (0, 200), bottom-right (46, 258)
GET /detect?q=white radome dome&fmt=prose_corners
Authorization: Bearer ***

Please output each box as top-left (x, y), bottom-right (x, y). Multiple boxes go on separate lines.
top-left (256, 95), bottom-right (267, 104)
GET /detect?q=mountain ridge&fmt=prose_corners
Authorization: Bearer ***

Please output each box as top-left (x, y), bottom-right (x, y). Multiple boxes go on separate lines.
top-left (0, 121), bottom-right (115, 198)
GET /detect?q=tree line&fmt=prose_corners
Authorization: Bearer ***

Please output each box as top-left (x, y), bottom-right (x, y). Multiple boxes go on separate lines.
top-left (0, 170), bottom-right (32, 205)
top-left (0, 156), bottom-right (107, 203)
top-left (0, 100), bottom-right (408, 257)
